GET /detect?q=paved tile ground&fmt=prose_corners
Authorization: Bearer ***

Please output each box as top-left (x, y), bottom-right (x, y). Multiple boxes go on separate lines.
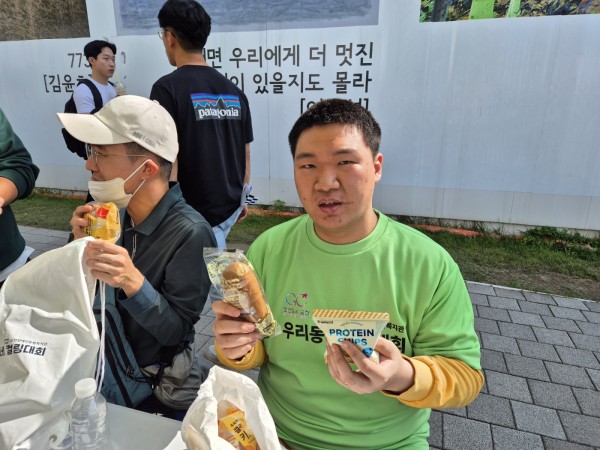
top-left (19, 226), bottom-right (600, 449)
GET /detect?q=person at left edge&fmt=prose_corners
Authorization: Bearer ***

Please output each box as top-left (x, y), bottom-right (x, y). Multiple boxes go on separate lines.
top-left (0, 107), bottom-right (39, 289)
top-left (58, 95), bottom-right (217, 416)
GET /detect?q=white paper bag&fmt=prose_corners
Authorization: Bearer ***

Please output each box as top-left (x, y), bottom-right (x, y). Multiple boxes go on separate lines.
top-left (0, 237), bottom-right (98, 450)
top-left (181, 366), bottom-right (281, 450)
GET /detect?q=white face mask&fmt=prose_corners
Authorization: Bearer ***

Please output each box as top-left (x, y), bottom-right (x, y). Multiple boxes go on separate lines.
top-left (88, 160), bottom-right (149, 208)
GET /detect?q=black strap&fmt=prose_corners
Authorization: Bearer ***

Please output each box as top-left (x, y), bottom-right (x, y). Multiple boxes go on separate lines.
top-left (159, 343), bottom-right (182, 365)
top-left (77, 79), bottom-right (103, 113)
top-left (149, 343), bottom-right (187, 390)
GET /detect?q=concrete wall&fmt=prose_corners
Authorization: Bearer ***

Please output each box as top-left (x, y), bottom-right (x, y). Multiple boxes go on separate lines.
top-left (0, 0), bottom-right (598, 232)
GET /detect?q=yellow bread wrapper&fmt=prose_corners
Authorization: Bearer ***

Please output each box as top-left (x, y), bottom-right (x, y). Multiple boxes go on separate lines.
top-left (84, 202), bottom-right (121, 243)
top-left (312, 309), bottom-right (390, 363)
top-left (217, 400), bottom-right (261, 450)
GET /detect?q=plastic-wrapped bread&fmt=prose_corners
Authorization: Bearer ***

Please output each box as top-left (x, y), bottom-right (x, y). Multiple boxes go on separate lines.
top-left (83, 202), bottom-right (120, 243)
top-left (204, 248), bottom-right (280, 338)
top-left (221, 259), bottom-right (277, 337)
top-left (222, 261), bottom-right (269, 320)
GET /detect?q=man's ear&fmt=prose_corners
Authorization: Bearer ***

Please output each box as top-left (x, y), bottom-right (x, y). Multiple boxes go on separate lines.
top-left (142, 159), bottom-right (160, 178)
top-left (166, 31), bottom-right (177, 48)
top-left (374, 153), bottom-right (383, 182)
top-left (88, 57), bottom-right (95, 67)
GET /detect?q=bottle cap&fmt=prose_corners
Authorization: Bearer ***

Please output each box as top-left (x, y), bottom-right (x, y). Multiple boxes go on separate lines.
top-left (75, 378), bottom-right (97, 398)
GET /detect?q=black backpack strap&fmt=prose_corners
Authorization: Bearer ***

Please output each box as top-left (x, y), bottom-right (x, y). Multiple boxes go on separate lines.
top-left (147, 343), bottom-right (185, 390)
top-left (78, 79), bottom-right (104, 113)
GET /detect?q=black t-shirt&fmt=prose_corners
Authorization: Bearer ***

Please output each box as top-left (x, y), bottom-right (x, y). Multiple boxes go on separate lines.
top-left (150, 65), bottom-right (253, 226)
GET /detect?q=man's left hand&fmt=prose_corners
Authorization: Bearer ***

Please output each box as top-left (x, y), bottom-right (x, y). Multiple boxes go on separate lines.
top-left (84, 239), bottom-right (144, 297)
top-left (326, 337), bottom-right (415, 395)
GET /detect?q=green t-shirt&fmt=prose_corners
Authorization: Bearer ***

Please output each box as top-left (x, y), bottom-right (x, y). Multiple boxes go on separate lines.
top-left (247, 212), bottom-right (480, 450)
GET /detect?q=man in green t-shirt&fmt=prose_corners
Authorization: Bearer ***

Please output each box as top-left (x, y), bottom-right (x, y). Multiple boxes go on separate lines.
top-left (212, 99), bottom-right (483, 449)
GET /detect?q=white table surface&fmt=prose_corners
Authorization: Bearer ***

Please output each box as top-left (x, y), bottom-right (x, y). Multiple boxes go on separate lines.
top-left (107, 403), bottom-right (185, 450)
top-left (105, 403), bottom-right (285, 450)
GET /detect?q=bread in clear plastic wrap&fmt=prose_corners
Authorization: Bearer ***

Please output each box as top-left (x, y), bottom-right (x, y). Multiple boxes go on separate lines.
top-left (221, 260), bottom-right (269, 321)
top-left (204, 248), bottom-right (280, 338)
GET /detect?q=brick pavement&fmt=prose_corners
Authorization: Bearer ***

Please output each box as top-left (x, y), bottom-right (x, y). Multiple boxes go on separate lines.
top-left (19, 226), bottom-right (600, 449)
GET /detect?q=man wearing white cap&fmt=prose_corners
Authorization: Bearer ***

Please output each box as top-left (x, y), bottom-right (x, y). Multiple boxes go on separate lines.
top-left (58, 95), bottom-right (216, 418)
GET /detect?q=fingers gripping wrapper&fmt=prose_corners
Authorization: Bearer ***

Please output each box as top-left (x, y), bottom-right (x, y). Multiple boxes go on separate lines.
top-left (204, 249), bottom-right (280, 338)
top-left (84, 202), bottom-right (121, 243)
top-left (313, 309), bottom-right (390, 364)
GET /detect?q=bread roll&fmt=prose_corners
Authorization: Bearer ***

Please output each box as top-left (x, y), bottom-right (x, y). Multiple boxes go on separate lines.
top-left (221, 260), bottom-right (268, 320)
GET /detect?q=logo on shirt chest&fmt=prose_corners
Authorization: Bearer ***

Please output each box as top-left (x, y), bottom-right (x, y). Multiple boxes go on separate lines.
top-left (281, 292), bottom-right (310, 319)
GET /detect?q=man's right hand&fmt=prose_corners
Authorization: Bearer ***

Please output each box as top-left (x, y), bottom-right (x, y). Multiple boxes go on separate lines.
top-left (212, 300), bottom-right (262, 360)
top-left (69, 203), bottom-right (95, 240)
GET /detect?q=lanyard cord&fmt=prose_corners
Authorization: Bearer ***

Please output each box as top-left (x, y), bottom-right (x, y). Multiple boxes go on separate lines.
top-left (96, 217), bottom-right (135, 392)
top-left (95, 281), bottom-right (107, 392)
top-left (131, 233), bottom-right (137, 261)
top-left (129, 218), bottom-right (137, 261)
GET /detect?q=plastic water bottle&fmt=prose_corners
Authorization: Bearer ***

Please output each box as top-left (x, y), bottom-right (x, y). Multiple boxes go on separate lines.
top-left (71, 378), bottom-right (112, 450)
top-left (114, 80), bottom-right (126, 96)
top-left (51, 425), bottom-right (73, 450)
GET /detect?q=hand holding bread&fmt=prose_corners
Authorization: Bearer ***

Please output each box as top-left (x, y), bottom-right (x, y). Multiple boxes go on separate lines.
top-left (204, 249), bottom-right (280, 338)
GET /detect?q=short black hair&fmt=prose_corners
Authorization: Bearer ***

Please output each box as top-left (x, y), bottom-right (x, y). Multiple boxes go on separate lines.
top-left (158, 0), bottom-right (211, 52)
top-left (288, 99), bottom-right (382, 158)
top-left (124, 142), bottom-right (172, 181)
top-left (84, 40), bottom-right (117, 59)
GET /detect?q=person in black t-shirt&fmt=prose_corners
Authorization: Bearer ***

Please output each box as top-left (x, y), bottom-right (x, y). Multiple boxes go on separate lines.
top-left (151, 0), bottom-right (254, 249)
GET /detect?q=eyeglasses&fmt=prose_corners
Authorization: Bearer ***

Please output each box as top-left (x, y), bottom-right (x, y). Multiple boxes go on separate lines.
top-left (85, 144), bottom-right (146, 164)
top-left (158, 28), bottom-right (173, 40)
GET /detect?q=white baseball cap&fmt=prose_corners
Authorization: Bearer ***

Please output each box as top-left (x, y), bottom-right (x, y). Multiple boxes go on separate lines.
top-left (57, 95), bottom-right (178, 162)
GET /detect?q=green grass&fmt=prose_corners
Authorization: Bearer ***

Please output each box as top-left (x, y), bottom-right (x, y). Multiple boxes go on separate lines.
top-left (426, 231), bottom-right (600, 299)
top-left (432, 231), bottom-right (600, 278)
top-left (11, 192), bottom-right (85, 231)
top-left (227, 213), bottom-right (295, 244)
top-left (12, 191), bottom-right (600, 301)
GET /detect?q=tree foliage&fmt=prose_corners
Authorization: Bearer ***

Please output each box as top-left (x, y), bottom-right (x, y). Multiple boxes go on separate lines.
top-left (421, 0), bottom-right (600, 22)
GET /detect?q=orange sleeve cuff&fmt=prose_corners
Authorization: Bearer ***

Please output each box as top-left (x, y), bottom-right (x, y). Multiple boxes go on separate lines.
top-left (394, 356), bottom-right (434, 402)
top-left (214, 341), bottom-right (266, 371)
top-left (383, 355), bottom-right (484, 409)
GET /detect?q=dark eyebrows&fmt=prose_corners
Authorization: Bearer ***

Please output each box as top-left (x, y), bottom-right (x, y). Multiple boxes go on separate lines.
top-left (294, 151), bottom-right (314, 161)
top-left (295, 148), bottom-right (358, 160)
